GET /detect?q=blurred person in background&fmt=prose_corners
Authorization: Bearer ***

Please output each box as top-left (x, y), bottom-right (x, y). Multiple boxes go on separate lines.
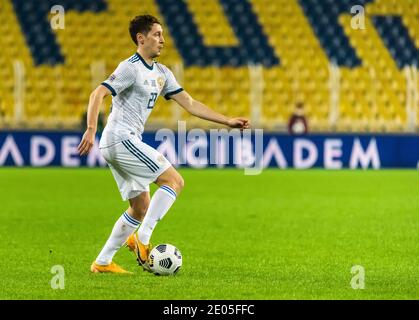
top-left (288, 102), bottom-right (308, 135)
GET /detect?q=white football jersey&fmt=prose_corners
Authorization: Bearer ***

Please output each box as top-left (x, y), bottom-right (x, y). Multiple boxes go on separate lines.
top-left (99, 52), bottom-right (183, 148)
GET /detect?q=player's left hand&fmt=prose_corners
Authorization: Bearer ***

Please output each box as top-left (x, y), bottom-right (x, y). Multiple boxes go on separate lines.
top-left (227, 118), bottom-right (251, 130)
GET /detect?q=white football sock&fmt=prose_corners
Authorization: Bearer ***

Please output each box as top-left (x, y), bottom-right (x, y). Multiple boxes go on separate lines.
top-left (95, 212), bottom-right (141, 265)
top-left (138, 185), bottom-right (177, 245)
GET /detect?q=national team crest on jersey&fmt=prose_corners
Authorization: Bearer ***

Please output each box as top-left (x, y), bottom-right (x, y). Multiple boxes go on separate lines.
top-left (157, 77), bottom-right (165, 89)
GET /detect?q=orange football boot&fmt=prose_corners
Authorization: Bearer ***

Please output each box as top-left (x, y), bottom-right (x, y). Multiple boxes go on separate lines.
top-left (125, 233), bottom-right (152, 271)
top-left (90, 261), bottom-right (132, 274)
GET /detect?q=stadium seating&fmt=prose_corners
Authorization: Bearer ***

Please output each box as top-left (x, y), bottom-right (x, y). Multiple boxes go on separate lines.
top-left (0, 0), bottom-right (417, 132)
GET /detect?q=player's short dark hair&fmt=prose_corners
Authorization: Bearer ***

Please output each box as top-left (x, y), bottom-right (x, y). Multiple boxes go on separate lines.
top-left (129, 15), bottom-right (161, 45)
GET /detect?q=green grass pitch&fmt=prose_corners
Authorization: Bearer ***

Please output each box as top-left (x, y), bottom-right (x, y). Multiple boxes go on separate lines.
top-left (0, 168), bottom-right (418, 299)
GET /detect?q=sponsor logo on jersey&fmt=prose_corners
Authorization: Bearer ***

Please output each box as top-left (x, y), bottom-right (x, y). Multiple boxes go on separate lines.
top-left (109, 74), bottom-right (116, 82)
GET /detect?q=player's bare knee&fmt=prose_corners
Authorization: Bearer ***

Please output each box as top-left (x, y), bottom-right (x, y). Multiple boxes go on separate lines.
top-left (175, 175), bottom-right (184, 193)
top-left (157, 169), bottom-right (184, 195)
top-left (159, 176), bottom-right (183, 195)
top-left (167, 173), bottom-right (184, 195)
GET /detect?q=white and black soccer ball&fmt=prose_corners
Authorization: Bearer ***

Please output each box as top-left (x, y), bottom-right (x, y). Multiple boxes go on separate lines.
top-left (148, 244), bottom-right (182, 276)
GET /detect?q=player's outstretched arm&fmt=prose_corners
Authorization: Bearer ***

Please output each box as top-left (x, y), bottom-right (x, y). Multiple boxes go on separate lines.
top-left (170, 90), bottom-right (250, 129)
top-left (78, 85), bottom-right (111, 156)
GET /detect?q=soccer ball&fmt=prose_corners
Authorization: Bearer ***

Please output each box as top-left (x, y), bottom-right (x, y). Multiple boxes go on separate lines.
top-left (148, 244), bottom-right (182, 276)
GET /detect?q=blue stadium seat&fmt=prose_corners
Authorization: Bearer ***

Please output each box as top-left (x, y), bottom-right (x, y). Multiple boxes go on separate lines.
top-left (156, 0), bottom-right (279, 67)
top-left (11, 0), bottom-right (107, 65)
top-left (372, 16), bottom-right (419, 67)
top-left (298, 0), bottom-right (374, 67)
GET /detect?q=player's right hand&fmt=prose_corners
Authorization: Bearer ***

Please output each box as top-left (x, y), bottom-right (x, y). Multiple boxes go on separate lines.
top-left (77, 128), bottom-right (96, 156)
top-left (227, 117), bottom-right (251, 130)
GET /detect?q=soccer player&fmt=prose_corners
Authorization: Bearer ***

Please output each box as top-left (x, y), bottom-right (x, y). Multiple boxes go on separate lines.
top-left (78, 15), bottom-right (250, 273)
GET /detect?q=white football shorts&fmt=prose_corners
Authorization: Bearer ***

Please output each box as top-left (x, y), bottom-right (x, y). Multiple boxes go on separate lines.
top-left (100, 136), bottom-right (172, 201)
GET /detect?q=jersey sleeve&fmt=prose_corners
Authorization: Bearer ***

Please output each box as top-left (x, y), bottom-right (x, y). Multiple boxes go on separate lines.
top-left (101, 61), bottom-right (137, 96)
top-left (160, 66), bottom-right (184, 100)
